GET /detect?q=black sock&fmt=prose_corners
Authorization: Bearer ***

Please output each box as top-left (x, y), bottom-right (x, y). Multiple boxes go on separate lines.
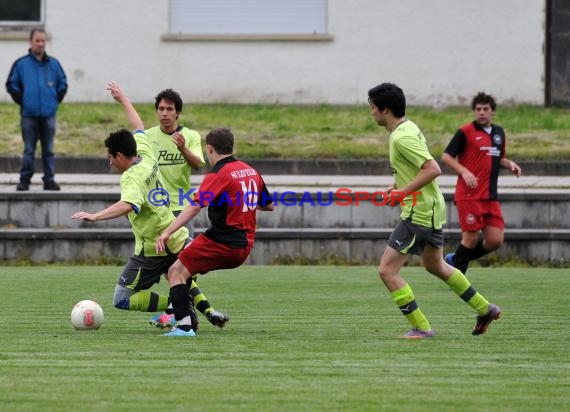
top-left (454, 240), bottom-right (488, 274)
top-left (170, 284), bottom-right (192, 332)
top-left (453, 244), bottom-right (471, 274)
top-left (468, 239), bottom-right (488, 260)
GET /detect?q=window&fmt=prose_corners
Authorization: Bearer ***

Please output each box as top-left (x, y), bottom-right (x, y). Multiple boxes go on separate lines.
top-left (169, 0), bottom-right (327, 36)
top-left (0, 0), bottom-right (43, 26)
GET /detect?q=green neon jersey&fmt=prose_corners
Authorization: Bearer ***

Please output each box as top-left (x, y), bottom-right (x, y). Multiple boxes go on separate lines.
top-left (145, 126), bottom-right (204, 212)
top-left (120, 131), bottom-right (188, 256)
top-left (389, 120), bottom-right (446, 229)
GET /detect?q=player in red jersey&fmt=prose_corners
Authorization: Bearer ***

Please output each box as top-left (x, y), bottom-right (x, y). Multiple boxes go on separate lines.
top-left (156, 127), bottom-right (274, 336)
top-left (442, 92), bottom-right (522, 274)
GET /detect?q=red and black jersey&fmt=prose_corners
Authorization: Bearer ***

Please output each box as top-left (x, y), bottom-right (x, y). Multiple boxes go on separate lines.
top-left (444, 121), bottom-right (506, 201)
top-left (196, 156), bottom-right (272, 249)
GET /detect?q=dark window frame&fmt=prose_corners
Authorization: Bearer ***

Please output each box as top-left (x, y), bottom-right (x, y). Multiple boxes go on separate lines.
top-left (0, 0), bottom-right (45, 28)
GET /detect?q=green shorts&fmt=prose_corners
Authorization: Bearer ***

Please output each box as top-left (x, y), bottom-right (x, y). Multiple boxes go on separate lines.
top-left (388, 219), bottom-right (444, 256)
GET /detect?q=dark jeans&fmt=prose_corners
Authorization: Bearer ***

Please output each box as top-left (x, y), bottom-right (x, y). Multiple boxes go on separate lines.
top-left (20, 116), bottom-right (56, 183)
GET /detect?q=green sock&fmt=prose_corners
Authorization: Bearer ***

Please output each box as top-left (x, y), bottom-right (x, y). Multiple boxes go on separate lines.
top-left (445, 269), bottom-right (489, 315)
top-left (128, 291), bottom-right (169, 312)
top-left (391, 284), bottom-right (431, 331)
top-left (188, 278), bottom-right (214, 316)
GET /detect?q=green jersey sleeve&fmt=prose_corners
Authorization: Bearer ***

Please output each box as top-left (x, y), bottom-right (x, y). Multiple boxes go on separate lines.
top-left (119, 131), bottom-right (158, 213)
top-left (393, 133), bottom-right (433, 170)
top-left (133, 130), bottom-right (156, 162)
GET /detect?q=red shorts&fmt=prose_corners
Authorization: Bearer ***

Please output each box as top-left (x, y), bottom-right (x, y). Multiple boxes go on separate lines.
top-left (178, 234), bottom-right (251, 276)
top-left (455, 200), bottom-right (504, 232)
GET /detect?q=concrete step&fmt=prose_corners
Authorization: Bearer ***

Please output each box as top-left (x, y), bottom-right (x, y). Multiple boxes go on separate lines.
top-left (2, 157), bottom-right (570, 176)
top-left (1, 185), bottom-right (568, 230)
top-left (2, 227), bottom-right (569, 264)
top-left (1, 173), bottom-right (570, 190)
top-left (2, 192), bottom-right (569, 230)
top-left (2, 172), bottom-right (569, 264)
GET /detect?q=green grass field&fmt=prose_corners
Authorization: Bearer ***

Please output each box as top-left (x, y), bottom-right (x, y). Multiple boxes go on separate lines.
top-left (1, 102), bottom-right (570, 160)
top-left (1, 266), bottom-right (568, 411)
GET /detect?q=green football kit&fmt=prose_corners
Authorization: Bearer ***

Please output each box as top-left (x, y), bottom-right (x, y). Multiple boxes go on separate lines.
top-left (389, 120), bottom-right (446, 229)
top-left (119, 130), bottom-right (188, 257)
top-left (145, 126), bottom-right (204, 213)
top-left (386, 120), bottom-right (491, 335)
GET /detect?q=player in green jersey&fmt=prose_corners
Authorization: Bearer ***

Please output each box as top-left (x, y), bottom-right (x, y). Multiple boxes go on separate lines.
top-left (71, 82), bottom-right (224, 331)
top-left (146, 88), bottom-right (205, 216)
top-left (368, 82), bottom-right (501, 338)
top-left (145, 88), bottom-right (229, 328)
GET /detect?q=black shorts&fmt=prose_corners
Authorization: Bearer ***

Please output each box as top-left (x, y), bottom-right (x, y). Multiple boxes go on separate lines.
top-left (118, 238), bottom-right (191, 291)
top-left (388, 219), bottom-right (444, 256)
top-left (117, 254), bottom-right (178, 291)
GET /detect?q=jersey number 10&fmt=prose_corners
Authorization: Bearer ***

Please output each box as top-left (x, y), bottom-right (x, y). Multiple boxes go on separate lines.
top-left (239, 179), bottom-right (259, 212)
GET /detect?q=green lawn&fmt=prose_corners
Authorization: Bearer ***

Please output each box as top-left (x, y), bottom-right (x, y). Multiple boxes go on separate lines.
top-left (0, 266), bottom-right (568, 411)
top-left (1, 102), bottom-right (570, 160)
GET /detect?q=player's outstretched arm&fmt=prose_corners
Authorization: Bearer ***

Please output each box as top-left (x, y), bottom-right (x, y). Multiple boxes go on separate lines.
top-left (71, 201), bottom-right (132, 222)
top-left (107, 82), bottom-right (144, 131)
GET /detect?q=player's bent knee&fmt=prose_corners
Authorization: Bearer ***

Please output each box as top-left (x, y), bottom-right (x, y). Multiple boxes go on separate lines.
top-left (114, 300), bottom-right (130, 310)
top-left (113, 285), bottom-right (133, 310)
top-left (485, 239), bottom-right (503, 251)
top-left (422, 261), bottom-right (439, 275)
top-left (167, 267), bottom-right (186, 286)
top-left (378, 266), bottom-right (391, 282)
top-left (166, 259), bottom-right (193, 286)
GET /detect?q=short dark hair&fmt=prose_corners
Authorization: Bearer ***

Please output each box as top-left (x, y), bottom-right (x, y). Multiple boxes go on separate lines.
top-left (206, 128), bottom-right (234, 155)
top-left (154, 89), bottom-right (183, 113)
top-left (105, 129), bottom-right (137, 157)
top-left (29, 28), bottom-right (46, 40)
top-left (471, 92), bottom-right (496, 111)
top-left (368, 82), bottom-right (406, 118)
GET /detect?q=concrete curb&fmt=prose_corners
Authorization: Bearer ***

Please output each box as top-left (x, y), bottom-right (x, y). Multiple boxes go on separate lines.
top-left (1, 173), bottom-right (570, 191)
top-left (1, 156), bottom-right (570, 176)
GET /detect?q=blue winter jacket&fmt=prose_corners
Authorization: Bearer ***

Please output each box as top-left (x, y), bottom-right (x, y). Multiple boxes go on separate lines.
top-left (5, 50), bottom-right (68, 117)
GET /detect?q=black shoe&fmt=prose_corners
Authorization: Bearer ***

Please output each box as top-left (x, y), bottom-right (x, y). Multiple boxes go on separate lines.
top-left (43, 181), bottom-right (61, 191)
top-left (16, 182), bottom-right (29, 191)
top-left (206, 311), bottom-right (230, 328)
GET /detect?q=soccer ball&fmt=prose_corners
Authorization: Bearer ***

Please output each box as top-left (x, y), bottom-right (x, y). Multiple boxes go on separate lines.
top-left (71, 300), bottom-right (104, 330)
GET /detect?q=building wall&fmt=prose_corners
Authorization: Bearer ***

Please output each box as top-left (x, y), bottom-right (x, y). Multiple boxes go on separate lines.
top-left (0, 0), bottom-right (545, 105)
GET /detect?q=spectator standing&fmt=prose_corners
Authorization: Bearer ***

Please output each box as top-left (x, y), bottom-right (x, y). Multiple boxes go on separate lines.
top-left (6, 28), bottom-right (68, 191)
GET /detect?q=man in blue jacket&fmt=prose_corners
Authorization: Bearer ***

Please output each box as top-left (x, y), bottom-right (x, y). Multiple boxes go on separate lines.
top-left (6, 28), bottom-right (68, 191)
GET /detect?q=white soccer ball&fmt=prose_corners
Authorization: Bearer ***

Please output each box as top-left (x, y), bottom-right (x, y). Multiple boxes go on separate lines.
top-left (71, 300), bottom-right (104, 330)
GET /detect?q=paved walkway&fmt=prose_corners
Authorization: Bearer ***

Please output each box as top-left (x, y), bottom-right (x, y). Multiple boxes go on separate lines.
top-left (1, 173), bottom-right (570, 192)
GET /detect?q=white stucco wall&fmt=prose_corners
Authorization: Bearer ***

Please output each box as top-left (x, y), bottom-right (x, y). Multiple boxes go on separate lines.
top-left (0, 0), bottom-right (545, 105)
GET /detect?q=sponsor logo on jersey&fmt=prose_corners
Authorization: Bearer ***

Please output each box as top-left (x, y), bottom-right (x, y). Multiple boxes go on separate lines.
top-left (493, 134), bottom-right (502, 145)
